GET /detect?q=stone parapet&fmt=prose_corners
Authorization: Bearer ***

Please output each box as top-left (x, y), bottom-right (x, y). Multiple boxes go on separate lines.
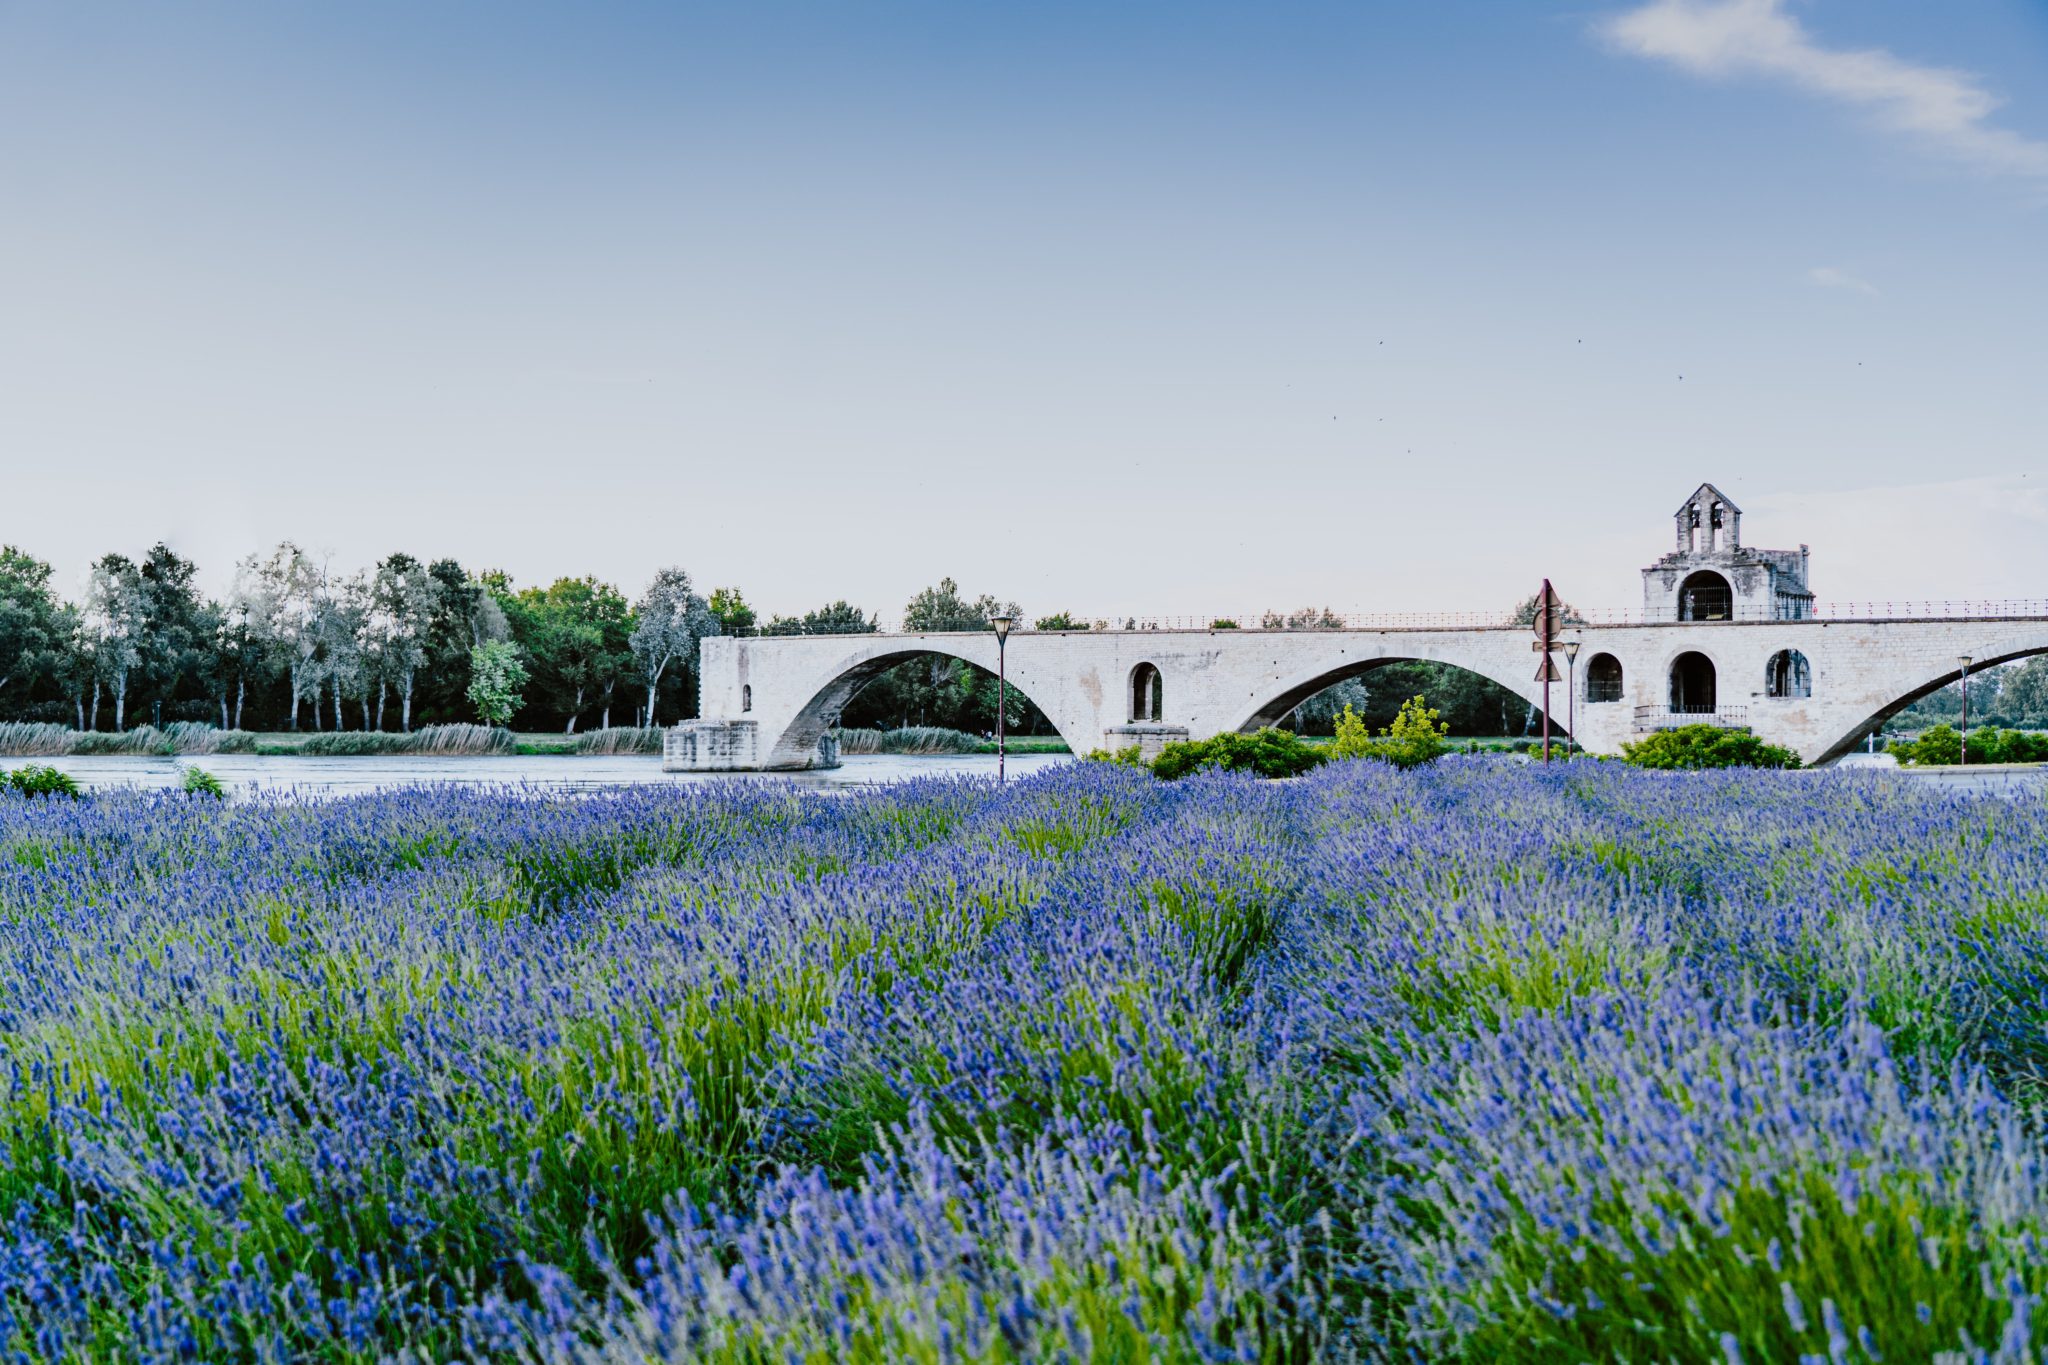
top-left (1101, 723), bottom-right (1190, 761)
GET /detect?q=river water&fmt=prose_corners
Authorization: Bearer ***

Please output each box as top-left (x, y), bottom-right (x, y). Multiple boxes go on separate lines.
top-left (0, 752), bottom-right (1075, 798)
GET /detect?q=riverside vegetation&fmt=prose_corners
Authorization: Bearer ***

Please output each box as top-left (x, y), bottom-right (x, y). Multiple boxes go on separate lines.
top-left (5, 760), bottom-right (2048, 1360)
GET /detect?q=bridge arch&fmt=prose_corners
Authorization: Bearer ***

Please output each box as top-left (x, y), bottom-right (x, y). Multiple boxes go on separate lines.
top-left (759, 639), bottom-right (1094, 769)
top-left (1233, 650), bottom-right (1561, 739)
top-left (1810, 626), bottom-right (2048, 765)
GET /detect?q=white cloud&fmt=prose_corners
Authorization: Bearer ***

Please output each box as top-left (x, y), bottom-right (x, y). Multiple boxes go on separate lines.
top-left (1807, 265), bottom-right (1878, 295)
top-left (1600, 0), bottom-right (2048, 180)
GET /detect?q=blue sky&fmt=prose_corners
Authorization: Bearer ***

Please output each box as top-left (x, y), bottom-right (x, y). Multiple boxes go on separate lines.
top-left (2, 1), bottom-right (2043, 620)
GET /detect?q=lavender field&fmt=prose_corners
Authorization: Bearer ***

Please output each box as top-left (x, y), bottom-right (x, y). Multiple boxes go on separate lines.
top-left (3, 761), bottom-right (2047, 1362)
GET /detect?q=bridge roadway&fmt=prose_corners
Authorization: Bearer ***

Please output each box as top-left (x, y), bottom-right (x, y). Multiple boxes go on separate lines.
top-left (672, 613), bottom-right (2048, 770)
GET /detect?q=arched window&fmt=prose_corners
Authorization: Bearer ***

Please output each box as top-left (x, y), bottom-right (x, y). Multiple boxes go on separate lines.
top-left (1765, 649), bottom-right (1811, 699)
top-left (1669, 652), bottom-right (1717, 713)
top-left (1129, 663), bottom-right (1163, 722)
top-left (1585, 653), bottom-right (1624, 703)
top-left (741, 684), bottom-right (753, 713)
top-left (1677, 570), bottom-right (1734, 622)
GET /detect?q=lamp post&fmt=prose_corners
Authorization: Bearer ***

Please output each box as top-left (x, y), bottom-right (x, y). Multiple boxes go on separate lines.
top-left (1562, 639), bottom-right (1581, 760)
top-left (991, 614), bottom-right (1016, 782)
top-left (1957, 655), bottom-right (1972, 766)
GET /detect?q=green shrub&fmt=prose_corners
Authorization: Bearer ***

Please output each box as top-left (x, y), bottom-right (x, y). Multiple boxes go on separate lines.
top-left (1622, 724), bottom-right (1801, 770)
top-left (1891, 725), bottom-right (2048, 766)
top-left (178, 766), bottom-right (227, 798)
top-left (1149, 728), bottom-right (1326, 780)
top-left (1082, 745), bottom-right (1150, 767)
top-left (5, 764), bottom-right (81, 798)
top-left (1328, 695), bottom-right (1450, 769)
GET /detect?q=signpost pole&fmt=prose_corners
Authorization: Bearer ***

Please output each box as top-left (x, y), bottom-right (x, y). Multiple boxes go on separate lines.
top-left (1540, 579), bottom-right (1553, 765)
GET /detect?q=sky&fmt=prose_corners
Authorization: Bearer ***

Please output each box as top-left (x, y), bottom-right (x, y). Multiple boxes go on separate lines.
top-left (2, 0), bottom-right (2044, 623)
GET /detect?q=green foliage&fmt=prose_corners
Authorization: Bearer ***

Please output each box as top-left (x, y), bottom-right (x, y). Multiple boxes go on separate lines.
top-left (1208, 618), bottom-right (1240, 630)
top-left (467, 641), bottom-right (529, 728)
top-left (706, 587), bottom-right (756, 634)
top-left (1083, 744), bottom-right (1151, 767)
top-left (178, 766), bottom-right (226, 798)
top-left (503, 576), bottom-right (634, 733)
top-left (4, 763), bottom-right (81, 798)
top-left (1622, 724), bottom-right (1802, 770)
top-left (1327, 695), bottom-right (1451, 768)
top-left (1891, 724), bottom-right (2048, 766)
top-left (902, 577), bottom-right (1018, 633)
top-left (1149, 728), bottom-right (1327, 780)
top-left (758, 601), bottom-right (878, 636)
top-left (1032, 611), bottom-right (1079, 631)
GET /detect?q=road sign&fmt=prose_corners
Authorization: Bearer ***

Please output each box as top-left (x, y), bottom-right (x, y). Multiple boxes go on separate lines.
top-left (1534, 655), bottom-right (1561, 683)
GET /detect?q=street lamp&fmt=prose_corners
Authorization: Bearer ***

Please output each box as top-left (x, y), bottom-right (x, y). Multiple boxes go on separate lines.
top-left (1957, 655), bottom-right (1973, 766)
top-left (1561, 639), bottom-right (1582, 760)
top-left (991, 614), bottom-right (1016, 782)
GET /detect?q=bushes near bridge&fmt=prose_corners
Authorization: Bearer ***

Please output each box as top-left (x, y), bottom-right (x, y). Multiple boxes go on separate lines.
top-left (1890, 724), bottom-right (2048, 766)
top-left (1622, 724), bottom-right (1802, 770)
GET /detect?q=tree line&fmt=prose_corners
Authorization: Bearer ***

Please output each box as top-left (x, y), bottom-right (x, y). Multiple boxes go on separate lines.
top-left (0, 547), bottom-right (1065, 736)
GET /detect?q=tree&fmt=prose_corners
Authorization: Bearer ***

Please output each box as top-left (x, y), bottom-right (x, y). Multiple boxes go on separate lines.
top-left (1034, 611), bottom-right (1080, 631)
top-left (134, 544), bottom-right (205, 728)
top-left (201, 597), bottom-right (264, 730)
top-left (237, 542), bottom-right (327, 730)
top-left (417, 559), bottom-right (509, 725)
top-left (1261, 606), bottom-right (1345, 630)
top-left (0, 546), bottom-right (65, 713)
top-left (363, 553), bottom-right (442, 731)
top-left (80, 555), bottom-right (147, 730)
top-left (706, 587), bottom-right (756, 635)
top-left (2000, 657), bottom-right (2048, 728)
top-left (515, 576), bottom-right (632, 732)
top-left (1510, 592), bottom-right (1587, 627)
top-left (466, 641), bottom-right (529, 728)
top-left (903, 577), bottom-right (1018, 633)
top-left (321, 573), bottom-right (371, 731)
top-left (1329, 695), bottom-right (1450, 768)
top-left (629, 567), bottom-right (718, 725)
top-left (760, 601), bottom-right (878, 636)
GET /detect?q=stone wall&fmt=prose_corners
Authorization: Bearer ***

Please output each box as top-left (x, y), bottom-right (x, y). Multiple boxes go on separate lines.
top-left (683, 619), bottom-right (2048, 771)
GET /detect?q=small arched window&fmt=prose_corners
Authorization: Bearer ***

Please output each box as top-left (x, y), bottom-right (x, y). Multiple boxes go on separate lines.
top-left (1764, 649), bottom-right (1811, 699)
top-left (1585, 653), bottom-right (1624, 703)
top-left (741, 684), bottom-right (753, 713)
top-left (1129, 663), bottom-right (1163, 722)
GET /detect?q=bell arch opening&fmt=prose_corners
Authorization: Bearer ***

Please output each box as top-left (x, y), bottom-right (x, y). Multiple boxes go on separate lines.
top-left (1585, 653), bottom-right (1624, 703)
top-left (1668, 651), bottom-right (1717, 713)
top-left (1677, 571), bottom-right (1734, 622)
top-left (1129, 662), bottom-right (1163, 722)
top-left (1764, 649), bottom-right (1811, 699)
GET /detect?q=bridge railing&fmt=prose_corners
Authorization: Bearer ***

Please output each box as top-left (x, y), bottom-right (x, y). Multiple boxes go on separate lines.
top-left (718, 600), bottom-right (2048, 637)
top-left (1635, 705), bottom-right (1750, 731)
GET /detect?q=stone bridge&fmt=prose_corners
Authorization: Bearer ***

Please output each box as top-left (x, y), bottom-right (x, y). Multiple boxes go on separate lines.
top-left (667, 613), bottom-right (2048, 770)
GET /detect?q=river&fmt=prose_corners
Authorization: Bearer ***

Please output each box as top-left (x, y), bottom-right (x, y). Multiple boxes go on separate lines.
top-left (0, 752), bottom-right (1075, 798)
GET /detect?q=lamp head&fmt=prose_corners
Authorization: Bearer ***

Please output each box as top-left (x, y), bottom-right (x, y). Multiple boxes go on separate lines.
top-left (1958, 655), bottom-right (1973, 669)
top-left (990, 613), bottom-right (1015, 644)
top-left (1562, 640), bottom-right (1581, 662)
